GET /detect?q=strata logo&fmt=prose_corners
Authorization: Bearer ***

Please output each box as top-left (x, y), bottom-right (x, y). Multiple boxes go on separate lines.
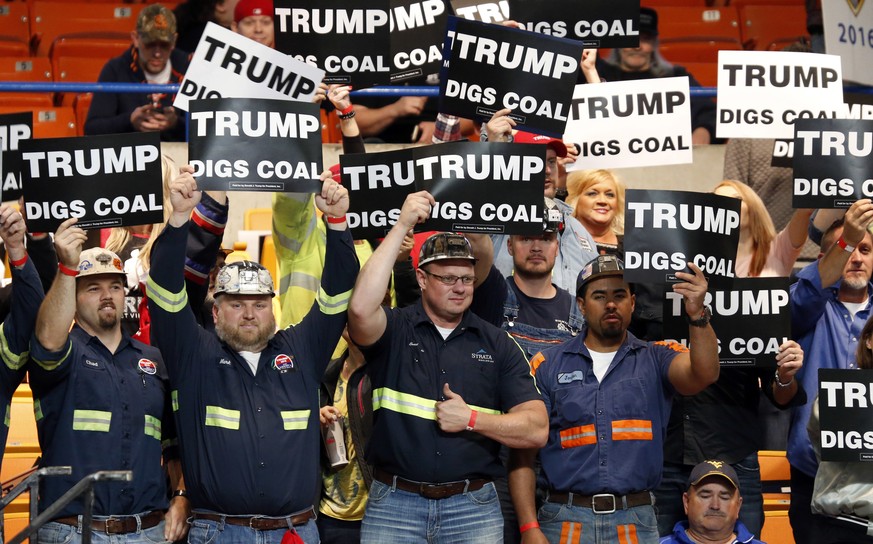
top-left (218, 358), bottom-right (232, 366)
top-left (471, 348), bottom-right (494, 363)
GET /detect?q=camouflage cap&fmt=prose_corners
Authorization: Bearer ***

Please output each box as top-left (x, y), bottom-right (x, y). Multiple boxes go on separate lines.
top-left (137, 4), bottom-right (177, 44)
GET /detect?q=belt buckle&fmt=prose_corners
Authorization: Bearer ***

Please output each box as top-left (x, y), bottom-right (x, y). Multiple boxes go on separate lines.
top-left (248, 517), bottom-right (260, 529)
top-left (591, 493), bottom-right (616, 514)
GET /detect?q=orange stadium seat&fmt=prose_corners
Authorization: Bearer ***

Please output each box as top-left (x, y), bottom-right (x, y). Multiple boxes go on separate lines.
top-left (644, 0), bottom-right (714, 6)
top-left (761, 510), bottom-right (795, 544)
top-left (0, 35), bottom-right (30, 57)
top-left (72, 92), bottom-right (93, 136)
top-left (29, 1), bottom-right (145, 57)
top-left (731, 0), bottom-right (804, 7)
top-left (0, 2), bottom-right (31, 48)
top-left (660, 37), bottom-right (743, 63)
top-left (656, 6), bottom-right (743, 42)
top-left (0, 56), bottom-right (53, 107)
top-left (0, 106), bottom-right (77, 138)
top-left (739, 4), bottom-right (808, 50)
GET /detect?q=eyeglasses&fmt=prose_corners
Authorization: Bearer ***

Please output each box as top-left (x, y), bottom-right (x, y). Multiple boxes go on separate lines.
top-left (424, 270), bottom-right (476, 286)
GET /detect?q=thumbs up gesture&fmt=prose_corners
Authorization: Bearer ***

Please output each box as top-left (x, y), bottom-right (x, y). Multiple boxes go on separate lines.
top-left (435, 383), bottom-right (473, 433)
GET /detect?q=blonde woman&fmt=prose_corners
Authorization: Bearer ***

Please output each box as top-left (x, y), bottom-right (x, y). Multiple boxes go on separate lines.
top-left (567, 169), bottom-right (625, 255)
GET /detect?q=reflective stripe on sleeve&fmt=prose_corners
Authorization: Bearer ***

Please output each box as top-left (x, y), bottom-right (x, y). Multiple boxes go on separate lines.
top-left (611, 419), bottom-right (653, 441)
top-left (560, 423), bottom-right (596, 449)
top-left (31, 341), bottom-right (73, 371)
top-left (280, 409), bottom-right (311, 430)
top-left (145, 277), bottom-right (188, 314)
top-left (144, 415), bottom-right (162, 440)
top-left (0, 322), bottom-right (28, 370)
top-left (72, 409), bottom-right (112, 432)
top-left (171, 390), bottom-right (179, 412)
top-left (317, 286), bottom-right (351, 315)
top-left (372, 387), bottom-right (501, 421)
top-left (204, 405), bottom-right (241, 430)
top-left (33, 399), bottom-right (43, 422)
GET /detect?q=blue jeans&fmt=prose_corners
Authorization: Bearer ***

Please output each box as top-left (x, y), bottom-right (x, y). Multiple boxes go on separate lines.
top-left (653, 454), bottom-right (764, 537)
top-left (187, 516), bottom-right (318, 544)
top-left (361, 479), bottom-right (503, 543)
top-left (38, 519), bottom-right (167, 544)
top-left (538, 499), bottom-right (659, 544)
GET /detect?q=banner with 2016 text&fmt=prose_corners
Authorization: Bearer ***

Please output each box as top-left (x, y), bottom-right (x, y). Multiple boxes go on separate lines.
top-left (274, 0), bottom-right (449, 87)
top-left (509, 0), bottom-right (641, 49)
top-left (174, 22), bottom-right (324, 112)
top-left (0, 112), bottom-right (32, 203)
top-left (716, 50), bottom-right (844, 139)
top-left (823, 1), bottom-right (873, 87)
top-left (438, 16), bottom-right (583, 137)
top-left (623, 189), bottom-right (740, 286)
top-left (818, 368), bottom-right (873, 462)
top-left (664, 277), bottom-right (790, 367)
top-left (21, 132), bottom-right (164, 232)
top-left (188, 97), bottom-right (323, 193)
top-left (341, 141), bottom-right (545, 238)
top-left (564, 77), bottom-right (692, 169)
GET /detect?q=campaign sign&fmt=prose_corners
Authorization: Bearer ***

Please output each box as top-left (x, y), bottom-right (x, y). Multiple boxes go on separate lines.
top-left (274, 0), bottom-right (391, 87)
top-left (439, 16), bottom-right (583, 137)
top-left (623, 189), bottom-right (740, 285)
top-left (772, 93), bottom-right (873, 167)
top-left (564, 77), bottom-right (692, 169)
top-left (189, 97), bottom-right (323, 193)
top-left (0, 112), bottom-right (32, 203)
top-left (663, 277), bottom-right (790, 367)
top-left (823, 1), bottom-right (873, 87)
top-left (509, 0), bottom-right (640, 48)
top-left (716, 50), bottom-right (844, 139)
top-left (450, 0), bottom-right (509, 23)
top-left (342, 141), bottom-right (544, 238)
top-left (792, 119), bottom-right (873, 209)
top-left (389, 0), bottom-right (451, 84)
top-left (174, 22), bottom-right (324, 112)
top-left (21, 132), bottom-right (164, 232)
top-left (818, 368), bottom-right (873, 462)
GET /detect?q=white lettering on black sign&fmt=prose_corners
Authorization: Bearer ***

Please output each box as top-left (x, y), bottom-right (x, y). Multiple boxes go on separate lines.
top-left (818, 369), bottom-right (873, 461)
top-left (22, 145), bottom-right (159, 178)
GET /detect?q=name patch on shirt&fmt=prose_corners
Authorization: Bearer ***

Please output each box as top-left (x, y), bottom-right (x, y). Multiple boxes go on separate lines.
top-left (557, 371), bottom-right (585, 384)
top-left (138, 358), bottom-right (157, 375)
top-left (471, 349), bottom-right (494, 363)
top-left (83, 359), bottom-right (102, 369)
top-left (272, 353), bottom-right (295, 372)
top-left (218, 358), bottom-right (232, 366)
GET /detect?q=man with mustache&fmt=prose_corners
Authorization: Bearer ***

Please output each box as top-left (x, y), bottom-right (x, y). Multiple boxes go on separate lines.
top-left (659, 460), bottom-right (764, 544)
top-left (30, 220), bottom-right (187, 544)
top-left (509, 255), bottom-right (720, 543)
top-left (787, 198), bottom-right (873, 543)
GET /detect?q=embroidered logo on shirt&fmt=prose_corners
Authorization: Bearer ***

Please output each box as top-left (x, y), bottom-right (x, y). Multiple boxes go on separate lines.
top-left (84, 359), bottom-right (100, 368)
top-left (272, 354), bottom-right (295, 372)
top-left (557, 371), bottom-right (585, 384)
top-left (138, 358), bottom-right (157, 375)
top-left (471, 349), bottom-right (494, 363)
top-left (218, 358), bottom-right (232, 366)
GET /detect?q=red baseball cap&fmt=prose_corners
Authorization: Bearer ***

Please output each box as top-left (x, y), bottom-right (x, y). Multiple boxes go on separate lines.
top-left (234, 0), bottom-right (273, 23)
top-left (513, 130), bottom-right (568, 158)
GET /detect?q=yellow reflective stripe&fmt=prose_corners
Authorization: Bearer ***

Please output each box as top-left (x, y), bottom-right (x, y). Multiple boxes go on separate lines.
top-left (32, 341), bottom-right (73, 371)
top-left (0, 322), bottom-right (28, 370)
top-left (205, 405), bottom-right (240, 430)
top-left (144, 415), bottom-right (162, 440)
top-left (145, 277), bottom-right (188, 314)
top-left (33, 399), bottom-right (43, 422)
top-left (3, 404), bottom-right (9, 427)
top-left (171, 390), bottom-right (179, 412)
top-left (280, 409), bottom-right (311, 430)
top-left (72, 409), bottom-right (112, 432)
top-left (317, 286), bottom-right (351, 315)
top-left (372, 387), bottom-right (501, 421)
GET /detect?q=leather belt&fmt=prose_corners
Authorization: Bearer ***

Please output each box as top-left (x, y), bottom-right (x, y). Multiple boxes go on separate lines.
top-left (54, 511), bottom-right (164, 534)
top-left (374, 468), bottom-right (489, 500)
top-left (548, 491), bottom-right (653, 514)
top-left (192, 509), bottom-right (314, 530)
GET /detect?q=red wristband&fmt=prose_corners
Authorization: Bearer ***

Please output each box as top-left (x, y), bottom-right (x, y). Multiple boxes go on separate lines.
top-left (326, 215), bottom-right (347, 224)
top-left (9, 253), bottom-right (27, 268)
top-left (838, 236), bottom-right (856, 253)
top-left (465, 409), bottom-right (478, 431)
top-left (519, 521), bottom-right (540, 533)
top-left (58, 263), bottom-right (78, 277)
top-left (339, 104), bottom-right (354, 116)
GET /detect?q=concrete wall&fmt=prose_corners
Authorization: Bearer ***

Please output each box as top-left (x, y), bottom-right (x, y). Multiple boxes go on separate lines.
top-left (161, 142), bottom-right (727, 246)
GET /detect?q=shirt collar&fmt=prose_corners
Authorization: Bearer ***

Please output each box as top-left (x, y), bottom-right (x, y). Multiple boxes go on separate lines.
top-left (72, 324), bottom-right (136, 353)
top-left (409, 300), bottom-right (481, 335)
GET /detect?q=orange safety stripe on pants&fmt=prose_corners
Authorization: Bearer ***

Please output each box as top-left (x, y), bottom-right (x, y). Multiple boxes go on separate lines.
top-left (611, 419), bottom-right (653, 441)
top-left (560, 521), bottom-right (583, 543)
top-left (559, 424), bottom-right (596, 448)
top-left (616, 523), bottom-right (639, 544)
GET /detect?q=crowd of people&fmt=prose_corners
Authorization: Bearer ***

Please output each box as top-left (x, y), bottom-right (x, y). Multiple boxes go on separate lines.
top-left (1, 1), bottom-right (870, 543)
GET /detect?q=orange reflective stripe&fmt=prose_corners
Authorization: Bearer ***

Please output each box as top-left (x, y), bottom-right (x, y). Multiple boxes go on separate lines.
top-left (559, 521), bottom-right (582, 543)
top-left (616, 523), bottom-right (638, 544)
top-left (560, 424), bottom-right (596, 448)
top-left (611, 419), bottom-right (653, 441)
top-left (530, 352), bottom-right (546, 374)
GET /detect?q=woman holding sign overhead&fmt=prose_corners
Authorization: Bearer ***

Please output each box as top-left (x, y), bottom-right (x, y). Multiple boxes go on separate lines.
top-left (807, 317), bottom-right (873, 543)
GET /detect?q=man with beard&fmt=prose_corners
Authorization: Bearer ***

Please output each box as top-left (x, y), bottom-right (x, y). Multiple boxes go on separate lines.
top-left (30, 219), bottom-right (187, 544)
top-left (147, 166), bottom-right (358, 544)
top-left (85, 4), bottom-right (189, 141)
top-left (660, 460), bottom-right (764, 544)
top-left (509, 255), bottom-right (719, 543)
top-left (786, 198), bottom-right (873, 543)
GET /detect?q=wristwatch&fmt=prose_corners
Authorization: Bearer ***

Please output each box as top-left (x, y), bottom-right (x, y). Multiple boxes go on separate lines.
top-left (686, 306), bottom-right (712, 328)
top-left (172, 489), bottom-right (188, 499)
